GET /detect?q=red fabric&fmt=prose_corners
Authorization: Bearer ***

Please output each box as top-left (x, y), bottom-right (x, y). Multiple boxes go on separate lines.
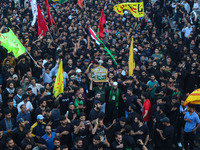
top-left (142, 99), bottom-right (151, 122)
top-left (78, 0), bottom-right (84, 8)
top-left (97, 9), bottom-right (106, 38)
top-left (46, 0), bottom-right (55, 26)
top-left (37, 5), bottom-right (48, 37)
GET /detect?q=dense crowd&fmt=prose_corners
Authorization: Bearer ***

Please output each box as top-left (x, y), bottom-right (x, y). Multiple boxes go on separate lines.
top-left (0, 0), bottom-right (200, 150)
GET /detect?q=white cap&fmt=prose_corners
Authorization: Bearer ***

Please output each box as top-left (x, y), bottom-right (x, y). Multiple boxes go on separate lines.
top-left (113, 82), bottom-right (118, 86)
top-left (76, 69), bottom-right (82, 73)
top-left (134, 48), bottom-right (138, 52)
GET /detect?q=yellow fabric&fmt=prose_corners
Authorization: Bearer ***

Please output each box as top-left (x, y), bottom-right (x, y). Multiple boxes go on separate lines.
top-left (184, 88), bottom-right (200, 106)
top-left (114, 2), bottom-right (144, 18)
top-left (30, 122), bottom-right (38, 137)
top-left (53, 59), bottom-right (64, 98)
top-left (129, 38), bottom-right (135, 76)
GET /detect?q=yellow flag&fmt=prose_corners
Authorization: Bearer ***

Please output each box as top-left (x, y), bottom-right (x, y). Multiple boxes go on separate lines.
top-left (184, 88), bottom-right (200, 106)
top-left (53, 59), bottom-right (64, 98)
top-left (129, 38), bottom-right (135, 76)
top-left (114, 2), bottom-right (144, 18)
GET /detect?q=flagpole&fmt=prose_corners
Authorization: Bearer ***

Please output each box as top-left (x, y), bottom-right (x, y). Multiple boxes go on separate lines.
top-left (46, 25), bottom-right (55, 44)
top-left (50, 14), bottom-right (55, 36)
top-left (25, 49), bottom-right (36, 62)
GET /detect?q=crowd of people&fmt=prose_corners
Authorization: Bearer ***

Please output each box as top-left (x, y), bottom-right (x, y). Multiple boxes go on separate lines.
top-left (0, 0), bottom-right (200, 150)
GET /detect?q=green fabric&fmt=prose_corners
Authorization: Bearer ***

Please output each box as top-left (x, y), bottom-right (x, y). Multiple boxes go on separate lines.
top-left (59, 0), bottom-right (68, 4)
top-left (74, 98), bottom-right (84, 115)
top-left (108, 87), bottom-right (119, 107)
top-left (0, 28), bottom-right (26, 58)
top-left (95, 35), bottom-right (117, 65)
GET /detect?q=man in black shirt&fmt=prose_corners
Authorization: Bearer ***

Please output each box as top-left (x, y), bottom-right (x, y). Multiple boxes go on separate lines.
top-left (88, 135), bottom-right (108, 150)
top-left (20, 130), bottom-right (35, 150)
top-left (13, 118), bottom-right (26, 147)
top-left (71, 137), bottom-right (83, 150)
top-left (89, 100), bottom-right (101, 124)
top-left (156, 117), bottom-right (174, 150)
top-left (56, 116), bottom-right (73, 148)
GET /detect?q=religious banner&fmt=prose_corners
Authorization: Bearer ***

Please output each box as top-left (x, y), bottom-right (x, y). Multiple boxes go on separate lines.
top-left (114, 2), bottom-right (144, 18)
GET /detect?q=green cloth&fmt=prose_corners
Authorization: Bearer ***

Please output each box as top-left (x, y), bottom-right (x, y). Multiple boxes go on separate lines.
top-left (59, 0), bottom-right (68, 4)
top-left (74, 98), bottom-right (84, 115)
top-left (0, 28), bottom-right (26, 58)
top-left (108, 87), bottom-right (119, 107)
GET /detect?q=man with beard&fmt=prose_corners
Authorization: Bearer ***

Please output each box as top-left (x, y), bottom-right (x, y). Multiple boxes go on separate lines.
top-left (112, 132), bottom-right (125, 150)
top-left (107, 82), bottom-right (123, 121)
top-left (5, 138), bottom-right (20, 150)
top-left (30, 115), bottom-right (46, 142)
top-left (21, 130), bottom-right (35, 150)
top-left (56, 116), bottom-right (73, 148)
top-left (71, 137), bottom-right (83, 150)
top-left (42, 125), bottom-right (56, 150)
top-left (88, 135), bottom-right (109, 150)
top-left (74, 120), bottom-right (91, 149)
top-left (184, 104), bottom-right (200, 150)
top-left (132, 115), bottom-right (149, 149)
top-left (153, 105), bottom-right (166, 150)
top-left (147, 74), bottom-right (159, 100)
top-left (90, 81), bottom-right (109, 113)
top-left (89, 100), bottom-right (102, 124)
top-left (35, 99), bottom-right (47, 119)
top-left (13, 118), bottom-right (26, 147)
top-left (156, 117), bottom-right (174, 150)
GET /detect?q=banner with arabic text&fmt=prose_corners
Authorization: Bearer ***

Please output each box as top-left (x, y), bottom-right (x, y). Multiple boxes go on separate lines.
top-left (114, 2), bottom-right (144, 18)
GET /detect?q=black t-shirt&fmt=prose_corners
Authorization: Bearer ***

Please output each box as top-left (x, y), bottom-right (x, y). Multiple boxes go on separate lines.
top-left (133, 124), bottom-right (149, 144)
top-left (56, 123), bottom-right (73, 147)
top-left (88, 142), bottom-right (108, 150)
top-left (59, 93), bottom-right (73, 115)
top-left (125, 94), bottom-right (137, 111)
top-left (13, 127), bottom-right (26, 147)
top-left (20, 137), bottom-right (35, 150)
top-left (162, 125), bottom-right (174, 148)
top-left (89, 108), bottom-right (100, 122)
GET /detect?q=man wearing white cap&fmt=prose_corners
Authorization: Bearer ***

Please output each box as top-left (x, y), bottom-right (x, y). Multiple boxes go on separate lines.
top-left (107, 82), bottom-right (123, 121)
top-left (75, 69), bottom-right (82, 82)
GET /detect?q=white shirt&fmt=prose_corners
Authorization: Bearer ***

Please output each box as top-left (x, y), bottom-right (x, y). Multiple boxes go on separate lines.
top-left (17, 101), bottom-right (33, 113)
top-left (182, 27), bottom-right (192, 38)
top-left (193, 2), bottom-right (199, 10)
top-left (28, 83), bottom-right (44, 96)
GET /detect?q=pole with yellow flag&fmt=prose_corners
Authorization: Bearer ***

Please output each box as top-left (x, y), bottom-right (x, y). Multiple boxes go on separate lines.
top-left (53, 59), bottom-right (64, 98)
top-left (129, 38), bottom-right (135, 76)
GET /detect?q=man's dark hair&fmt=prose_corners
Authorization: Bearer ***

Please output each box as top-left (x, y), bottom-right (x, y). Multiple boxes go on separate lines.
top-left (4, 109), bottom-right (11, 115)
top-left (74, 137), bottom-right (82, 144)
top-left (127, 87), bottom-right (133, 92)
top-left (93, 135), bottom-right (100, 141)
top-left (115, 132), bottom-right (122, 137)
top-left (142, 92), bottom-right (149, 99)
top-left (53, 137), bottom-right (60, 142)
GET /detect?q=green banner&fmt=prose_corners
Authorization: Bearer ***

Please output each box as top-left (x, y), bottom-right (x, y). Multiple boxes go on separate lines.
top-left (0, 28), bottom-right (26, 58)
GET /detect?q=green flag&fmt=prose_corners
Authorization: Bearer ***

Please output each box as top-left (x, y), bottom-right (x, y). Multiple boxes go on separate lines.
top-left (59, 0), bottom-right (68, 4)
top-left (0, 28), bottom-right (26, 58)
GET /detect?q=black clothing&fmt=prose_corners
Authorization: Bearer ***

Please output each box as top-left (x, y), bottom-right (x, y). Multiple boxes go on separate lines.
top-left (56, 123), bottom-right (73, 148)
top-left (161, 125), bottom-right (174, 150)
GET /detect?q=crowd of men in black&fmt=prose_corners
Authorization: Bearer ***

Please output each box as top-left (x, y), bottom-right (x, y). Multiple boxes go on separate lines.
top-left (0, 0), bottom-right (200, 150)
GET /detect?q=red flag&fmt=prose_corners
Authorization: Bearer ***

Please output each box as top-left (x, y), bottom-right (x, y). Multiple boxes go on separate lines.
top-left (78, 0), bottom-right (84, 8)
top-left (97, 9), bottom-right (106, 38)
top-left (37, 5), bottom-right (48, 37)
top-left (46, 0), bottom-right (55, 26)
